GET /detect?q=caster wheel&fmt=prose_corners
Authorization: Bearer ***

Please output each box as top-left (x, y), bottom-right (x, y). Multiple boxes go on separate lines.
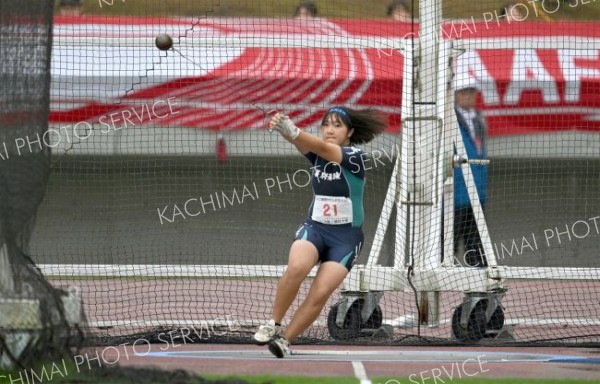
top-left (451, 302), bottom-right (487, 342)
top-left (365, 305), bottom-right (383, 329)
top-left (482, 305), bottom-right (505, 338)
top-left (328, 300), bottom-right (383, 340)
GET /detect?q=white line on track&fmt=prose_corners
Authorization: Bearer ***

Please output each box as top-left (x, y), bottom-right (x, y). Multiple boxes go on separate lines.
top-left (351, 361), bottom-right (371, 384)
top-left (86, 317), bottom-right (600, 328)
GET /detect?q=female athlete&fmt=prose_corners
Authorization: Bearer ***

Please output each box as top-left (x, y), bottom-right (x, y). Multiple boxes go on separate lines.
top-left (253, 107), bottom-right (386, 358)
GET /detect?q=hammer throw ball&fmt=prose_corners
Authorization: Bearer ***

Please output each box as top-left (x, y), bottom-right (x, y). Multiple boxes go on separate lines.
top-left (155, 34), bottom-right (173, 51)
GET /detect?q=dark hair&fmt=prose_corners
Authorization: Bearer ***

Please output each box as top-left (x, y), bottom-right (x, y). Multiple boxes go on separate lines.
top-left (498, 1), bottom-right (518, 17)
top-left (387, 0), bottom-right (410, 16)
top-left (60, 0), bottom-right (82, 5)
top-left (295, 1), bottom-right (318, 17)
top-left (321, 107), bottom-right (387, 145)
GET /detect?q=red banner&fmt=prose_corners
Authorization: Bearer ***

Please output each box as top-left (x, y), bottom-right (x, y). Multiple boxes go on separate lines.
top-left (50, 17), bottom-right (600, 136)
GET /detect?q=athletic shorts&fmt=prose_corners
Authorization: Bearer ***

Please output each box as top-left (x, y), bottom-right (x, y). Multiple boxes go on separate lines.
top-left (294, 221), bottom-right (364, 271)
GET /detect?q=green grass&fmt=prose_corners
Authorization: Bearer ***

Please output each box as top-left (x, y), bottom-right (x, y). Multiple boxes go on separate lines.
top-left (3, 367), bottom-right (599, 384)
top-left (0, 368), bottom-right (354, 384)
top-left (69, 0), bottom-right (600, 21)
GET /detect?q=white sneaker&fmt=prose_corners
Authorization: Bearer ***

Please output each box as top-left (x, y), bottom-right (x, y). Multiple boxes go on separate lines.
top-left (268, 336), bottom-right (290, 358)
top-left (253, 319), bottom-right (282, 345)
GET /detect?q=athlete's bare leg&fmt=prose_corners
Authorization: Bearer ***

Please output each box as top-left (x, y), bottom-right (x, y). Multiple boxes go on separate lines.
top-left (272, 240), bottom-right (319, 323)
top-left (284, 261), bottom-right (348, 342)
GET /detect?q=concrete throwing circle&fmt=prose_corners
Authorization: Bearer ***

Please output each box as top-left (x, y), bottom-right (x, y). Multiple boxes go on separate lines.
top-left (144, 349), bottom-right (600, 364)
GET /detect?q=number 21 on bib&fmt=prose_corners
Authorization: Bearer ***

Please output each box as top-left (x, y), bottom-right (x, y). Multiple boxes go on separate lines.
top-left (311, 195), bottom-right (353, 225)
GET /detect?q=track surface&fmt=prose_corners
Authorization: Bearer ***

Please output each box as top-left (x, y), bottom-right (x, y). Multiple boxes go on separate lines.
top-left (98, 344), bottom-right (600, 382)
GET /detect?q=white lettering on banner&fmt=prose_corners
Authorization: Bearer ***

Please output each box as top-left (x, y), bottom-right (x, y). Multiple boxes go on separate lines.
top-left (559, 50), bottom-right (600, 103)
top-left (47, 21), bottom-right (600, 139)
top-left (455, 51), bottom-right (500, 105)
top-left (504, 49), bottom-right (561, 105)
top-left (456, 49), bottom-right (600, 108)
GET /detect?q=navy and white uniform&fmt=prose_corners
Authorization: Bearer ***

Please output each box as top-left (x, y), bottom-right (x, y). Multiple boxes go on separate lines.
top-left (294, 146), bottom-right (367, 271)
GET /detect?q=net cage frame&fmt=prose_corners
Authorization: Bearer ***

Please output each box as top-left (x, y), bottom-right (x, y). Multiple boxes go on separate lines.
top-left (0, 0), bottom-right (84, 369)
top-left (342, 1), bottom-right (600, 340)
top-left (35, 1), bottom-right (600, 341)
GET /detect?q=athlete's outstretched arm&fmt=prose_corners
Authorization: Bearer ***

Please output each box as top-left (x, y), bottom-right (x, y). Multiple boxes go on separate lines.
top-left (282, 135), bottom-right (310, 155)
top-left (293, 131), bottom-right (342, 164)
top-left (267, 113), bottom-right (343, 164)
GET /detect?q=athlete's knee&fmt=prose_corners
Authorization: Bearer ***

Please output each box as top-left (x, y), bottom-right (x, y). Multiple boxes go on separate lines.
top-left (283, 263), bottom-right (311, 282)
top-left (306, 282), bottom-right (338, 306)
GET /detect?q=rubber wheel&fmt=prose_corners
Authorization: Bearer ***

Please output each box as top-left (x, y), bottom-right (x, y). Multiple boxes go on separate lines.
top-left (328, 301), bottom-right (361, 340)
top-left (365, 305), bottom-right (383, 329)
top-left (327, 300), bottom-right (383, 340)
top-left (451, 302), bottom-right (487, 342)
top-left (482, 305), bottom-right (505, 338)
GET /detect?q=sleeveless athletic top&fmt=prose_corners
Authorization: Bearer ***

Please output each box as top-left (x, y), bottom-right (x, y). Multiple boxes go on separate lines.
top-left (304, 146), bottom-right (367, 229)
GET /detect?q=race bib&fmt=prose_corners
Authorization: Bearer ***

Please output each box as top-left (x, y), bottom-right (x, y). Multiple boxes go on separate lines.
top-left (312, 195), bottom-right (353, 225)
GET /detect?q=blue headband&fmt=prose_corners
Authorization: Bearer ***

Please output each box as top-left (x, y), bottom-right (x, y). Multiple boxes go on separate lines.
top-left (327, 107), bottom-right (352, 127)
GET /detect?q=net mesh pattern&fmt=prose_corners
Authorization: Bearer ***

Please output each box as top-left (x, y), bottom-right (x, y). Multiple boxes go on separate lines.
top-left (5, 0), bottom-right (596, 347)
top-left (0, 0), bottom-right (85, 369)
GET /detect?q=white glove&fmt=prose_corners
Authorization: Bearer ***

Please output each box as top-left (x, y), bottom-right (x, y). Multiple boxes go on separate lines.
top-left (269, 114), bottom-right (300, 140)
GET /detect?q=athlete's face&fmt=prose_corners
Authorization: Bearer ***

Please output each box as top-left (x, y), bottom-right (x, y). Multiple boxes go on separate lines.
top-left (320, 113), bottom-right (354, 146)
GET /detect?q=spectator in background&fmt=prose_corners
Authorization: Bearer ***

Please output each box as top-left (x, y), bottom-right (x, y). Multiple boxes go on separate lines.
top-left (498, 1), bottom-right (526, 22)
top-left (58, 0), bottom-right (84, 17)
top-left (294, 1), bottom-right (318, 19)
top-left (387, 0), bottom-right (414, 22)
top-left (453, 75), bottom-right (488, 268)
